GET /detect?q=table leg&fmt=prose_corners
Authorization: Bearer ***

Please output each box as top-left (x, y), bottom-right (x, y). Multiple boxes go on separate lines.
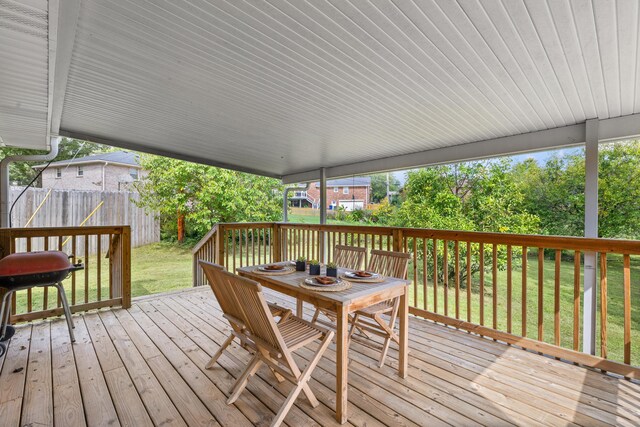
top-left (296, 299), bottom-right (304, 318)
top-left (336, 304), bottom-right (348, 423)
top-left (399, 289), bottom-right (409, 378)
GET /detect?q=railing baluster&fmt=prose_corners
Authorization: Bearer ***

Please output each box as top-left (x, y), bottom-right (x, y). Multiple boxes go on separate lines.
top-left (466, 241), bottom-right (471, 322)
top-left (95, 235), bottom-right (100, 304)
top-left (443, 240), bottom-right (448, 317)
top-left (107, 234), bottom-right (113, 302)
top-left (600, 252), bottom-right (608, 359)
top-left (573, 250), bottom-right (581, 351)
top-left (82, 234), bottom-right (87, 305)
top-left (433, 239), bottom-right (438, 313)
top-left (492, 243), bottom-right (497, 330)
top-left (423, 238), bottom-right (428, 311)
top-left (554, 249), bottom-right (561, 347)
top-left (26, 237), bottom-right (32, 313)
top-left (623, 254), bottom-right (631, 365)
top-left (239, 228), bottom-right (243, 267)
top-left (522, 246), bottom-right (527, 337)
top-left (538, 247), bottom-right (544, 342)
top-left (507, 245), bottom-right (512, 334)
top-left (455, 240), bottom-right (460, 319)
top-left (412, 238), bottom-right (417, 307)
top-left (479, 243), bottom-right (484, 326)
top-left (56, 236), bottom-right (65, 308)
top-left (43, 236), bottom-right (48, 310)
top-left (71, 236), bottom-right (77, 305)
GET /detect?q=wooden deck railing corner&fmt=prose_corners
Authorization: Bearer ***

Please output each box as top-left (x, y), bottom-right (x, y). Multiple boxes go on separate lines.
top-left (0, 225), bottom-right (132, 322)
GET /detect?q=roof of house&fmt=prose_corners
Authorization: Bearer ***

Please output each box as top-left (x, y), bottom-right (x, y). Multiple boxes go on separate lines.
top-left (314, 177), bottom-right (371, 188)
top-left (34, 151), bottom-right (141, 169)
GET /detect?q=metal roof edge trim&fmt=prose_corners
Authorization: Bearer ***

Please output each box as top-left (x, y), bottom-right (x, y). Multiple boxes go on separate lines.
top-left (283, 114), bottom-right (640, 184)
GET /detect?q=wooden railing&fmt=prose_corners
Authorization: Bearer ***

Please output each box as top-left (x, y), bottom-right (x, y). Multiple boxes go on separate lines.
top-left (193, 222), bottom-right (640, 379)
top-left (192, 223), bottom-right (276, 286)
top-left (0, 226), bottom-right (131, 322)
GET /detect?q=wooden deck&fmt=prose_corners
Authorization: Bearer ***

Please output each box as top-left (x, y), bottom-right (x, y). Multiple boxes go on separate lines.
top-left (1, 287), bottom-right (639, 427)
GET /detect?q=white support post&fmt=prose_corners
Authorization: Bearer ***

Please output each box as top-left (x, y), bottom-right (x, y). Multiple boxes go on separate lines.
top-left (320, 168), bottom-right (327, 224)
top-left (319, 168), bottom-right (327, 263)
top-left (583, 119), bottom-right (599, 355)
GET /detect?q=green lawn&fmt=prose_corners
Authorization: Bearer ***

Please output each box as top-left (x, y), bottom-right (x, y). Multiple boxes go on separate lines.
top-left (288, 210), bottom-right (359, 226)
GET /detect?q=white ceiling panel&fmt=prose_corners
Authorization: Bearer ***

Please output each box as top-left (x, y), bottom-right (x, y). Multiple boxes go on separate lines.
top-left (2, 0), bottom-right (639, 178)
top-left (0, 0), bottom-right (49, 149)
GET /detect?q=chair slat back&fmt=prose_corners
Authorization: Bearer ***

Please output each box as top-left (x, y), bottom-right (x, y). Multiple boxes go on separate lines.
top-left (220, 270), bottom-right (286, 353)
top-left (199, 261), bottom-right (246, 324)
top-left (367, 249), bottom-right (411, 279)
top-left (333, 245), bottom-right (366, 270)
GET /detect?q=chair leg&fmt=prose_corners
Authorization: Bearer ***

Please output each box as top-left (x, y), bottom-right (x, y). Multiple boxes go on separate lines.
top-left (206, 333), bottom-right (234, 369)
top-left (0, 290), bottom-right (13, 340)
top-left (227, 355), bottom-right (262, 405)
top-left (272, 332), bottom-right (334, 427)
top-left (311, 308), bottom-right (321, 323)
top-left (53, 284), bottom-right (75, 342)
top-left (376, 300), bottom-right (400, 367)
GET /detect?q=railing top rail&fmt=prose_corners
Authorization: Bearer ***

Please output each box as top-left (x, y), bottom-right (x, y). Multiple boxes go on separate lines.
top-left (193, 221), bottom-right (640, 255)
top-left (400, 228), bottom-right (640, 254)
top-left (0, 225), bottom-right (128, 238)
top-left (277, 222), bottom-right (395, 235)
top-left (220, 222), bottom-right (275, 230)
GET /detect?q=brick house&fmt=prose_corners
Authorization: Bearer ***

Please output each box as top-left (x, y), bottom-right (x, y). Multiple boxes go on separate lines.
top-left (292, 177), bottom-right (371, 211)
top-left (34, 151), bottom-right (144, 191)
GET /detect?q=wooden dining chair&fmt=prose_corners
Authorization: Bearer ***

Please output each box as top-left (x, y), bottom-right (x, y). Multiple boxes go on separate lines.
top-left (220, 270), bottom-right (334, 427)
top-left (349, 249), bottom-right (411, 367)
top-left (199, 261), bottom-right (290, 370)
top-left (311, 245), bottom-right (366, 326)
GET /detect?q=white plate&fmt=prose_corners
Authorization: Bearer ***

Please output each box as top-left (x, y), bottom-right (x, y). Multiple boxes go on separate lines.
top-left (344, 271), bottom-right (379, 279)
top-left (304, 277), bottom-right (342, 287)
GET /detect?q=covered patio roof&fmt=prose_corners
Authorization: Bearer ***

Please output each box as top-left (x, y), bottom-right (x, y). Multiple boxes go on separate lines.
top-left (1, 0), bottom-right (640, 182)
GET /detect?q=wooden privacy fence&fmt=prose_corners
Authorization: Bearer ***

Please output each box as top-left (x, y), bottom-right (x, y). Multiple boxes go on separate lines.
top-left (0, 226), bottom-right (131, 323)
top-left (10, 187), bottom-right (159, 253)
top-left (193, 222), bottom-right (640, 380)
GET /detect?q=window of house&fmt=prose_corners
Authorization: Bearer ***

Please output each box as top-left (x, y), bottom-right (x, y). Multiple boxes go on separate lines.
top-left (333, 187), bottom-right (338, 193)
top-left (129, 168), bottom-right (139, 180)
top-left (55, 168), bottom-right (62, 178)
top-left (77, 166), bottom-right (84, 177)
top-left (343, 187), bottom-right (349, 194)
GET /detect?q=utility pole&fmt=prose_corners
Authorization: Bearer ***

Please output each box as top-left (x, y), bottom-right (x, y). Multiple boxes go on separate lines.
top-left (386, 172), bottom-right (390, 202)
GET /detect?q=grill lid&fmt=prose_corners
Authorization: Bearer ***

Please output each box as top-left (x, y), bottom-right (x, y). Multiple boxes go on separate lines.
top-left (0, 251), bottom-right (74, 276)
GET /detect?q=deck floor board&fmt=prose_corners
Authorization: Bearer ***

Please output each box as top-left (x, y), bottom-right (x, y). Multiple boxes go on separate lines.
top-left (0, 287), bottom-right (638, 427)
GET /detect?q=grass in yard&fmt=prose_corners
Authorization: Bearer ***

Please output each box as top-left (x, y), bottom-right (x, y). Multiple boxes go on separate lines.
top-left (288, 209), bottom-right (359, 226)
top-left (12, 242), bottom-right (193, 315)
top-left (407, 252), bottom-right (640, 366)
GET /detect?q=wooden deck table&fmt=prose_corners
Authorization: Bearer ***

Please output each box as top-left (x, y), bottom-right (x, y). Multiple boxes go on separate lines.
top-left (237, 263), bottom-right (410, 424)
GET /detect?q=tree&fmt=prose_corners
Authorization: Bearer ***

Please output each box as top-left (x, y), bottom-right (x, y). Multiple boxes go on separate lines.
top-left (370, 173), bottom-right (401, 204)
top-left (0, 138), bottom-right (109, 185)
top-left (394, 159), bottom-right (539, 284)
top-left (134, 155), bottom-right (283, 243)
top-left (518, 141), bottom-right (640, 239)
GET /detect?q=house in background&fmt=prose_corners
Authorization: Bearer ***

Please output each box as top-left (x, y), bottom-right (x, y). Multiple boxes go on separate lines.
top-left (292, 177), bottom-right (371, 211)
top-left (34, 151), bottom-right (144, 191)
